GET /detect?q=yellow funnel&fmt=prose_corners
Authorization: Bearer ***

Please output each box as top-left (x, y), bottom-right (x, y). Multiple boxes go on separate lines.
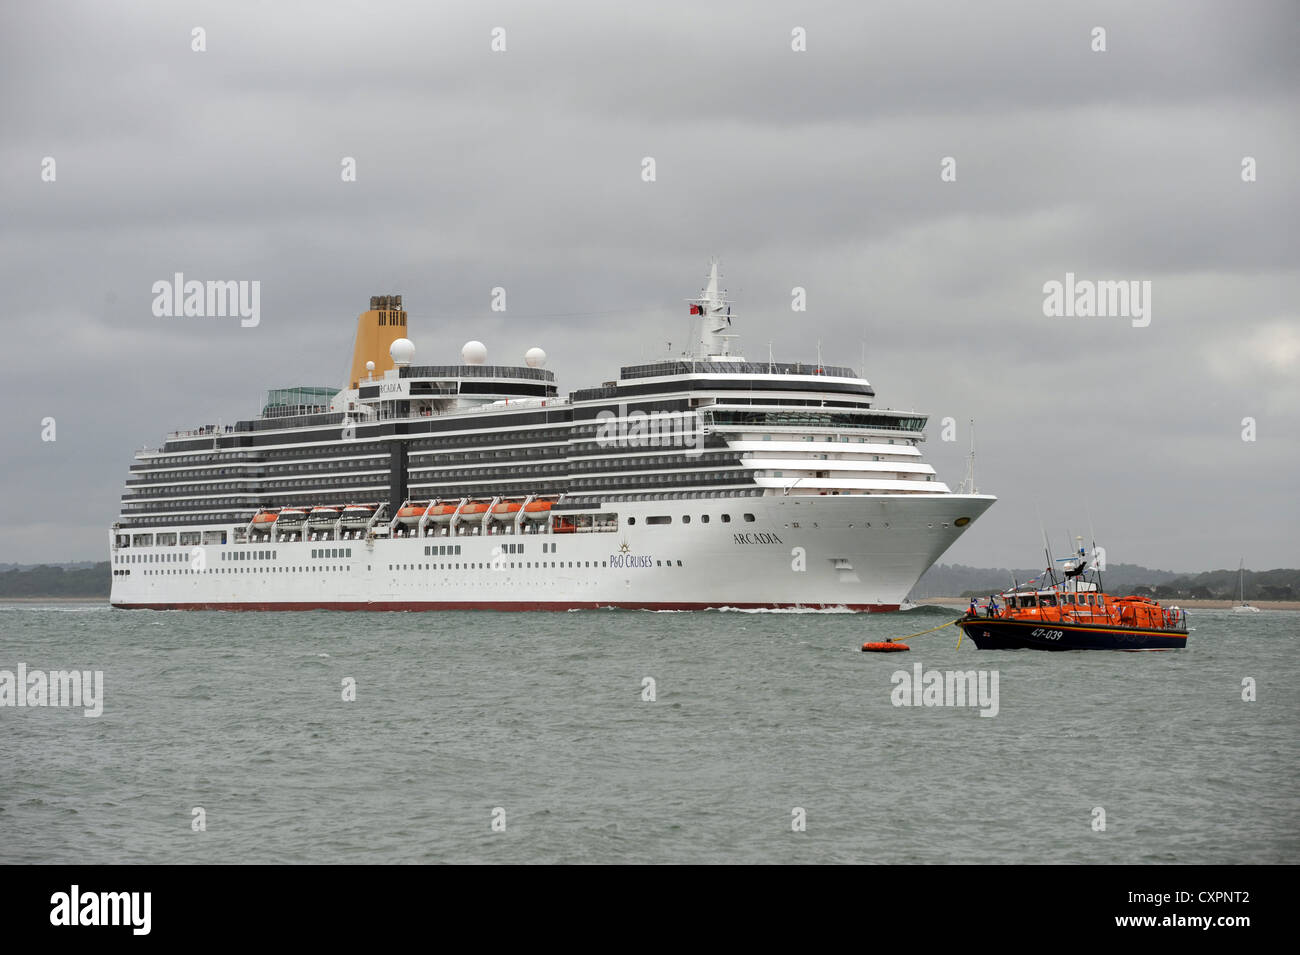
top-left (349, 294), bottom-right (408, 389)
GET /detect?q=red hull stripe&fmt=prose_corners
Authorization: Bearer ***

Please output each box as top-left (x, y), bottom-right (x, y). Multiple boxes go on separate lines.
top-left (111, 600), bottom-right (900, 613)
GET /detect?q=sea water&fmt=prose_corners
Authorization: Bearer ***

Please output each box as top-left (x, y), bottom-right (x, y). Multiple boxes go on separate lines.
top-left (1, 603), bottom-right (1295, 863)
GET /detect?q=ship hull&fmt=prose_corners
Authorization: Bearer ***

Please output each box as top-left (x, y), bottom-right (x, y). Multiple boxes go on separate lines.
top-left (110, 600), bottom-right (901, 612)
top-left (109, 493), bottom-right (994, 612)
top-left (958, 616), bottom-right (1188, 651)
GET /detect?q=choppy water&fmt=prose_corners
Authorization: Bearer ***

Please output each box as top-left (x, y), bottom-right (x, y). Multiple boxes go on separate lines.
top-left (1, 603), bottom-right (1296, 864)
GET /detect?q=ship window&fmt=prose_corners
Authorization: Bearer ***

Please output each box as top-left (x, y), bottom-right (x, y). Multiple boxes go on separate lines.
top-left (743, 513), bottom-right (756, 522)
top-left (701, 515), bottom-right (710, 524)
top-left (646, 516), bottom-right (671, 525)
top-left (682, 515), bottom-right (691, 524)
top-left (627, 517), bottom-right (636, 525)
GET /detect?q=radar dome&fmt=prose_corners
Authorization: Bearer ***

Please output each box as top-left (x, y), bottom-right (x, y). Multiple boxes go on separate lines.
top-left (389, 338), bottom-right (415, 365)
top-left (525, 347), bottom-right (547, 368)
top-left (462, 340), bottom-right (487, 365)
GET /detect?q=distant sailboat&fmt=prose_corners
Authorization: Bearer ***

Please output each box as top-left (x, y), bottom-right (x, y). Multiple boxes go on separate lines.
top-left (1233, 559), bottom-right (1260, 613)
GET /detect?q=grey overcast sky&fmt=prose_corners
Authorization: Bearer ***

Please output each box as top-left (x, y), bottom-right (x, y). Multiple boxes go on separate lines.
top-left (1, 0), bottom-right (1296, 570)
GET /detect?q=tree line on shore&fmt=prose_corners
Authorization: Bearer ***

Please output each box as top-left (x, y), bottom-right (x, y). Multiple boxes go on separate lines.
top-left (914, 563), bottom-right (1297, 602)
top-left (2, 560), bottom-right (1296, 602)
top-left (0, 563), bottom-right (110, 597)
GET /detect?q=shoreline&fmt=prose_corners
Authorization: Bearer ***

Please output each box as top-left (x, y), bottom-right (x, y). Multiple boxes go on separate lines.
top-left (918, 596), bottom-right (1300, 612)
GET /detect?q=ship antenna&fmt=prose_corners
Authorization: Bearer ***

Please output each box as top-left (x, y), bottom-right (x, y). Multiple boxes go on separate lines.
top-left (1037, 505), bottom-right (1058, 588)
top-left (959, 419), bottom-right (977, 494)
top-left (1087, 507), bottom-right (1104, 595)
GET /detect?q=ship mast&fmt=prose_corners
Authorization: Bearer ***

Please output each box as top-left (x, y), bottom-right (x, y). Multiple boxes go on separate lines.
top-left (958, 419), bottom-right (977, 494)
top-left (688, 258), bottom-right (738, 360)
top-left (1088, 512), bottom-right (1104, 595)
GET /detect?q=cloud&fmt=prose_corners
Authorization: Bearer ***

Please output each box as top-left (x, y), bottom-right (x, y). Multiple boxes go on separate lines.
top-left (0, 0), bottom-right (1296, 569)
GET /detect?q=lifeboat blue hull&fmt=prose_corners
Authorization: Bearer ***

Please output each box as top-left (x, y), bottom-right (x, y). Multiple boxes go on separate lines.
top-left (958, 615), bottom-right (1188, 651)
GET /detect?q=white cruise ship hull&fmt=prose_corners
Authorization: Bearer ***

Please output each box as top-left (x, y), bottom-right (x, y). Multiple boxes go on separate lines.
top-left (110, 493), bottom-right (993, 612)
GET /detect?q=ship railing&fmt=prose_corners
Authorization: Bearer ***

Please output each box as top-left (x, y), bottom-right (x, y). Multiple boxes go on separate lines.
top-left (367, 398), bottom-right (570, 423)
top-left (462, 398), bottom-right (569, 414)
top-left (400, 364), bottom-right (556, 382)
top-left (618, 360), bottom-right (858, 380)
top-left (165, 424), bottom-right (238, 440)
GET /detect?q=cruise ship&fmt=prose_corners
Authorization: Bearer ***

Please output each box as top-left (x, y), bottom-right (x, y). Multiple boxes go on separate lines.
top-left (109, 262), bottom-right (995, 611)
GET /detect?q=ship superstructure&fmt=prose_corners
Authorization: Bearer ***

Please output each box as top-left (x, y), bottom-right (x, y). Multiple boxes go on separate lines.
top-left (110, 262), bottom-right (994, 610)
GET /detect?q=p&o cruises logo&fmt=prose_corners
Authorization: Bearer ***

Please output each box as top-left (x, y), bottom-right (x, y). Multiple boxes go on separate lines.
top-left (609, 538), bottom-right (653, 569)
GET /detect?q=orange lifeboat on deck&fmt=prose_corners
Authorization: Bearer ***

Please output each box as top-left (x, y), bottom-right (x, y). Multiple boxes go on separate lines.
top-left (427, 503), bottom-right (459, 524)
top-left (276, 508), bottom-right (308, 527)
top-left (307, 507), bottom-right (340, 527)
top-left (340, 504), bottom-right (376, 524)
top-left (250, 510), bottom-right (279, 532)
top-left (459, 501), bottom-right (489, 517)
top-left (523, 500), bottom-right (554, 522)
top-left (395, 502), bottom-right (430, 526)
top-left (490, 501), bottom-right (522, 520)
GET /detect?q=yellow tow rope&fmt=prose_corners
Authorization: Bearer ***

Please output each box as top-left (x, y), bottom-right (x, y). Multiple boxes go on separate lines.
top-left (889, 617), bottom-right (965, 647)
